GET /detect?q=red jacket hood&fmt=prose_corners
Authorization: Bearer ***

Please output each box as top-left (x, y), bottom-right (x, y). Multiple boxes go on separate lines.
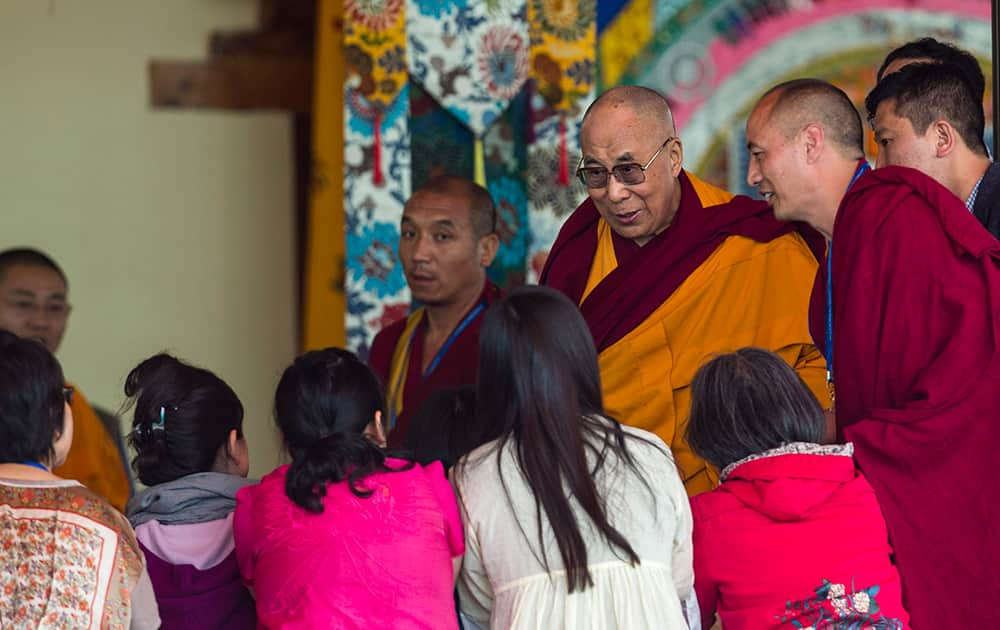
top-left (719, 448), bottom-right (857, 522)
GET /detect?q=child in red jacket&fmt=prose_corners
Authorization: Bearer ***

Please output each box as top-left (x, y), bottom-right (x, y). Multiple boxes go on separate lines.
top-left (686, 348), bottom-right (909, 630)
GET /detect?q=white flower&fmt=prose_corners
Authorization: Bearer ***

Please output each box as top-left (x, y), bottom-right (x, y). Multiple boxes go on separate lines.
top-left (853, 591), bottom-right (871, 613)
top-left (828, 583), bottom-right (846, 598)
top-left (831, 596), bottom-right (850, 614)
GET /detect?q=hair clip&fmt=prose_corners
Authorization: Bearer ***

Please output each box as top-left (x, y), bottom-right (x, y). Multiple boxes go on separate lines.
top-left (152, 406), bottom-right (168, 432)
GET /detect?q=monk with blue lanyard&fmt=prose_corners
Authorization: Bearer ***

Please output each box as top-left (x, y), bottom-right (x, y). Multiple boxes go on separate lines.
top-left (747, 78), bottom-right (1000, 628)
top-left (369, 176), bottom-right (500, 449)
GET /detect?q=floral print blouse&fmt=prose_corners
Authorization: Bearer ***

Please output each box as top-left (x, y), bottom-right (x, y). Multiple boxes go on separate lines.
top-left (0, 478), bottom-right (150, 629)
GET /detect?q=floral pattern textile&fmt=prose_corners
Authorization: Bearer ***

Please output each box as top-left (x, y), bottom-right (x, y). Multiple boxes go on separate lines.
top-left (0, 481), bottom-right (144, 629)
top-left (526, 0), bottom-right (594, 273)
top-left (406, 0), bottom-right (529, 136)
top-left (721, 442), bottom-right (854, 482)
top-left (345, 83), bottom-right (412, 356)
top-left (483, 87), bottom-right (530, 287)
top-left (778, 579), bottom-right (906, 629)
top-left (344, 0), bottom-right (407, 109)
top-left (409, 81), bottom-right (474, 186)
top-left (344, 0), bottom-right (408, 192)
top-left (488, 175), bottom-right (529, 283)
top-left (343, 0), bottom-right (599, 348)
top-left (528, 0), bottom-right (596, 111)
top-left (526, 92), bottom-right (590, 282)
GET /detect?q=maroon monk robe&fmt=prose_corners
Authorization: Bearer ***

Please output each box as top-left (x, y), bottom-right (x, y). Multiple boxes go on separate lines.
top-left (806, 159), bottom-right (869, 357)
top-left (540, 170), bottom-right (824, 352)
top-left (830, 165), bottom-right (1000, 627)
top-left (369, 282), bottom-right (502, 449)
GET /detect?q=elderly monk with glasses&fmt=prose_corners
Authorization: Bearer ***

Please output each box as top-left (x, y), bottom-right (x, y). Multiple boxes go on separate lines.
top-left (541, 85), bottom-right (829, 496)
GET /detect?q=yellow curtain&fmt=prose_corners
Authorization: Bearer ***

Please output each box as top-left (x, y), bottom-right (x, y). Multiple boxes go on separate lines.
top-left (302, 0), bottom-right (346, 350)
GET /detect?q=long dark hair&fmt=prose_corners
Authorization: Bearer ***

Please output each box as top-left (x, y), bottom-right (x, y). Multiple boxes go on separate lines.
top-left (466, 287), bottom-right (647, 592)
top-left (686, 347), bottom-right (826, 470)
top-left (124, 353), bottom-right (245, 486)
top-left (0, 330), bottom-right (66, 465)
top-left (404, 385), bottom-right (481, 469)
top-left (274, 347), bottom-right (411, 513)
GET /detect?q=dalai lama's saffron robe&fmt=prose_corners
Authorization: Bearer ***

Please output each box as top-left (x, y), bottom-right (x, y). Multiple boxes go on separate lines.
top-left (542, 171), bottom-right (828, 496)
top-left (54, 383), bottom-right (131, 512)
top-left (369, 282), bottom-right (502, 449)
top-left (823, 165), bottom-right (1000, 627)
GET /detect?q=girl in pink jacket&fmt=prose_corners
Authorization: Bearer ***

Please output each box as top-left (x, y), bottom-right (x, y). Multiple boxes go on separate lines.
top-left (686, 348), bottom-right (910, 630)
top-left (233, 349), bottom-right (464, 629)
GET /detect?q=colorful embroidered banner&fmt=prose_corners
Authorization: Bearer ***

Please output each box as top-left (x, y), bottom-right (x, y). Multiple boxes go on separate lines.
top-left (526, 88), bottom-right (591, 283)
top-left (344, 83), bottom-right (412, 356)
top-left (529, 0), bottom-right (596, 186)
top-left (409, 80), bottom-right (474, 185)
top-left (407, 0), bottom-right (530, 137)
top-left (344, 0), bottom-right (408, 185)
top-left (484, 88), bottom-right (531, 288)
top-left (529, 0), bottom-right (596, 111)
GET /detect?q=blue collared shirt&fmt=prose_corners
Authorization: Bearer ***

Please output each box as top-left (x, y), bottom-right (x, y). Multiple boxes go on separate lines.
top-left (967, 173), bottom-right (986, 211)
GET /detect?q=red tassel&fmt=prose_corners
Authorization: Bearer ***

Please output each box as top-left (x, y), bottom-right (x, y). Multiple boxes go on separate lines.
top-left (372, 111), bottom-right (384, 186)
top-left (557, 114), bottom-right (570, 186)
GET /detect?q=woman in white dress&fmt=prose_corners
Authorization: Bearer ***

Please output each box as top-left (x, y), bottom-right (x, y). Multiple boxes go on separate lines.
top-left (452, 287), bottom-right (695, 630)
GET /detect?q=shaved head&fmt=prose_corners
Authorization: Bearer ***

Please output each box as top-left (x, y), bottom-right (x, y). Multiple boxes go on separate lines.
top-left (758, 79), bottom-right (864, 159)
top-left (583, 85), bottom-right (676, 134)
top-left (0, 248), bottom-right (66, 286)
top-left (578, 85), bottom-right (685, 245)
top-left (746, 79), bottom-right (868, 234)
top-left (409, 175), bottom-right (496, 238)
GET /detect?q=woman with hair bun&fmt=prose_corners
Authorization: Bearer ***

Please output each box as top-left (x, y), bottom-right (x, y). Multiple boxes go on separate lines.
top-left (124, 352), bottom-right (256, 629)
top-left (234, 348), bottom-right (464, 629)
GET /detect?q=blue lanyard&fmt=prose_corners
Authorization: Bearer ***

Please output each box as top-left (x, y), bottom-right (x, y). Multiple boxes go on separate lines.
top-left (423, 302), bottom-right (485, 377)
top-left (389, 301), bottom-right (486, 428)
top-left (21, 461), bottom-right (48, 472)
top-left (826, 161), bottom-right (871, 384)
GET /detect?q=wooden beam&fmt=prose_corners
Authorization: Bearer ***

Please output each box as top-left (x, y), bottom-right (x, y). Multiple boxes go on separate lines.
top-left (148, 56), bottom-right (312, 113)
top-left (258, 0), bottom-right (317, 36)
top-left (148, 0), bottom-right (316, 112)
top-left (210, 29), bottom-right (310, 57)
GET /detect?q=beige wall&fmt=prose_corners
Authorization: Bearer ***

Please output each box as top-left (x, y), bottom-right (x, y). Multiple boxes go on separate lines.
top-left (0, 1), bottom-right (295, 478)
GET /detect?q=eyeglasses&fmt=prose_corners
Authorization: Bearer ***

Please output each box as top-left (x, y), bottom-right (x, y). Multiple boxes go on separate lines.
top-left (2, 298), bottom-right (70, 320)
top-left (62, 386), bottom-right (74, 405)
top-left (576, 137), bottom-right (675, 189)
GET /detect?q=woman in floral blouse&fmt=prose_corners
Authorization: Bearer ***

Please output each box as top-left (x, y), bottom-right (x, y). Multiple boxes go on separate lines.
top-left (0, 330), bottom-right (159, 629)
top-left (686, 348), bottom-right (910, 630)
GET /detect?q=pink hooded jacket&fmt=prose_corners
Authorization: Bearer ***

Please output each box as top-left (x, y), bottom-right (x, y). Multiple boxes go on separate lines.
top-left (692, 443), bottom-right (910, 629)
